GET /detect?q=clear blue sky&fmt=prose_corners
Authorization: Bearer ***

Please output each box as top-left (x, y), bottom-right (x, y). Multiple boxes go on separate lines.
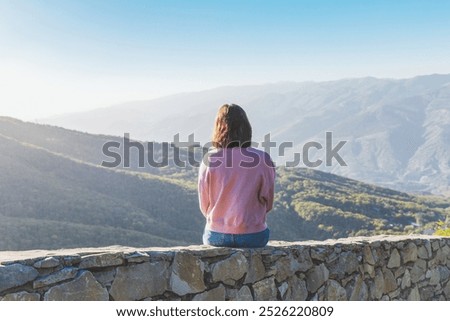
top-left (1, 0), bottom-right (449, 120)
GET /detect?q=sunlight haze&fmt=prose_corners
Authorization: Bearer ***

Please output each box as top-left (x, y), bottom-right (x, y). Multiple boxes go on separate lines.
top-left (1, 0), bottom-right (450, 120)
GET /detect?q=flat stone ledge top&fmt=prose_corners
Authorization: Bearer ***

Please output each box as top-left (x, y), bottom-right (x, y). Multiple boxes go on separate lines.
top-left (0, 234), bottom-right (447, 265)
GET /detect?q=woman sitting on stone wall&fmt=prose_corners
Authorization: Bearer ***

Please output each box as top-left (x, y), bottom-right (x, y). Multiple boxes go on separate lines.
top-left (198, 104), bottom-right (275, 248)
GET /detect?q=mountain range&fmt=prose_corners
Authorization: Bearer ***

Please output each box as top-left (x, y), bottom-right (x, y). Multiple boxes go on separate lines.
top-left (1, 117), bottom-right (448, 251)
top-left (42, 74), bottom-right (450, 195)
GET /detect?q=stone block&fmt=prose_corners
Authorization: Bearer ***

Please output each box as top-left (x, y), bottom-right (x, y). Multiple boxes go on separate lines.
top-left (33, 257), bottom-right (60, 269)
top-left (306, 264), bottom-right (329, 293)
top-left (278, 282), bottom-right (289, 299)
top-left (272, 254), bottom-right (300, 282)
top-left (0, 264), bottom-right (39, 292)
top-left (349, 275), bottom-right (368, 300)
top-left (419, 286), bottom-right (435, 300)
top-left (438, 266), bottom-right (450, 283)
top-left (388, 287), bottom-right (401, 299)
top-left (79, 253), bottom-right (124, 269)
top-left (310, 247), bottom-right (329, 261)
top-left (410, 259), bottom-right (427, 283)
top-left (44, 271), bottom-right (108, 301)
top-left (63, 255), bottom-right (81, 266)
top-left (295, 248), bottom-right (314, 272)
top-left (33, 267), bottom-right (78, 289)
top-left (401, 269), bottom-right (411, 289)
top-left (227, 286), bottom-right (253, 301)
top-left (211, 252), bottom-right (248, 286)
top-left (244, 253), bottom-right (265, 284)
top-left (427, 268), bottom-right (441, 286)
top-left (1, 291), bottom-right (40, 301)
top-left (92, 269), bottom-right (116, 287)
top-left (110, 261), bottom-right (169, 301)
top-left (170, 252), bottom-right (206, 296)
top-left (417, 246), bottom-right (429, 259)
top-left (363, 246), bottom-right (376, 265)
top-left (193, 284), bottom-right (226, 301)
top-left (383, 268), bottom-right (397, 293)
top-left (373, 270), bottom-right (384, 299)
top-left (326, 280), bottom-right (346, 301)
top-left (253, 277), bottom-right (277, 301)
top-left (125, 252), bottom-right (150, 263)
top-left (423, 240), bottom-right (433, 258)
top-left (331, 252), bottom-right (359, 278)
top-left (363, 263), bottom-right (375, 278)
top-left (394, 266), bottom-right (406, 279)
top-left (431, 240), bottom-right (440, 251)
top-left (402, 243), bottom-right (418, 264)
top-left (443, 281), bottom-right (450, 299)
top-left (407, 287), bottom-right (420, 300)
top-left (284, 277), bottom-right (307, 301)
top-left (387, 249), bottom-right (401, 268)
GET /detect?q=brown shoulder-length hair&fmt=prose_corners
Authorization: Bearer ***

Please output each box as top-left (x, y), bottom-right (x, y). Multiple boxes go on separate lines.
top-left (212, 104), bottom-right (252, 148)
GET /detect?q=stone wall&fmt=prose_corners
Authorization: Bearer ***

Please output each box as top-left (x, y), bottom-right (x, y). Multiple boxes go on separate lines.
top-left (0, 235), bottom-right (449, 301)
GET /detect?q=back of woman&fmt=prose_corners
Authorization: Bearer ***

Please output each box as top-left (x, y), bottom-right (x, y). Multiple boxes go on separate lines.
top-left (198, 104), bottom-right (275, 248)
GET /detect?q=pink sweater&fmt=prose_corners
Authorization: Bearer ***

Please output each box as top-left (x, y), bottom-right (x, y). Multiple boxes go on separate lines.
top-left (198, 147), bottom-right (275, 234)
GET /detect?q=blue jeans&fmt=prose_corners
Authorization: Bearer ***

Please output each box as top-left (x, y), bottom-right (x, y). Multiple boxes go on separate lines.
top-left (203, 228), bottom-right (270, 248)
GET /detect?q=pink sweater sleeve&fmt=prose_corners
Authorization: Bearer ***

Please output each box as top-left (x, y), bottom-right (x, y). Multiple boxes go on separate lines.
top-left (198, 162), bottom-right (209, 217)
top-left (258, 155), bottom-right (276, 213)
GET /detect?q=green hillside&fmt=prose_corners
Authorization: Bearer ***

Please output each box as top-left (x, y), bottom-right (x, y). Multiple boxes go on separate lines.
top-left (0, 117), bottom-right (448, 250)
top-left (0, 125), bottom-right (203, 250)
top-left (0, 117), bottom-right (199, 179)
top-left (273, 167), bottom-right (449, 240)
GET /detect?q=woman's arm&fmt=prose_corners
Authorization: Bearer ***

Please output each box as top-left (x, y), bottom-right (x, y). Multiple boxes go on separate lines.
top-left (258, 153), bottom-right (276, 213)
top-left (198, 162), bottom-right (210, 217)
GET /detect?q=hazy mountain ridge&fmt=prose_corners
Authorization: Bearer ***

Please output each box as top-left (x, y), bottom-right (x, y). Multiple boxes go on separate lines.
top-left (0, 118), bottom-right (448, 250)
top-left (42, 74), bottom-right (450, 195)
